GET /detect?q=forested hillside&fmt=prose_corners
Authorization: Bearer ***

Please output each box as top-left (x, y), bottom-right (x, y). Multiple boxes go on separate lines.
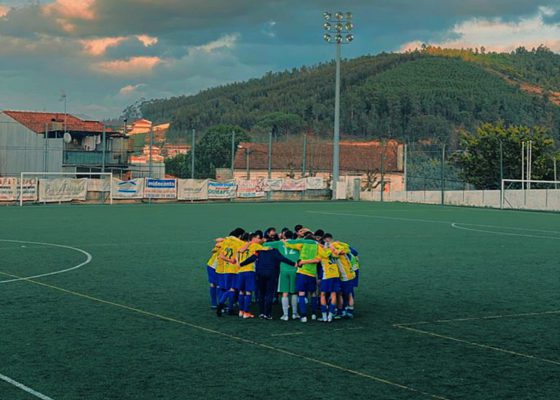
top-left (134, 47), bottom-right (560, 144)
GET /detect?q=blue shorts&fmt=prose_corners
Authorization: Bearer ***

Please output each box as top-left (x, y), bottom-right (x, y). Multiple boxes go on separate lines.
top-left (340, 280), bottom-right (355, 296)
top-left (219, 273), bottom-right (236, 290)
top-left (235, 271), bottom-right (256, 292)
top-left (295, 274), bottom-right (317, 293)
top-left (320, 278), bottom-right (341, 293)
top-left (353, 270), bottom-right (359, 287)
top-left (207, 266), bottom-right (218, 285)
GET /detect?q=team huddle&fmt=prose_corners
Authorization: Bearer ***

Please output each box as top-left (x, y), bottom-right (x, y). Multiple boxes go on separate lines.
top-left (205, 225), bottom-right (360, 322)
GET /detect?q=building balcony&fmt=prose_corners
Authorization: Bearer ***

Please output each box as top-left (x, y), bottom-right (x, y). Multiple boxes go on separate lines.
top-left (63, 150), bottom-right (128, 166)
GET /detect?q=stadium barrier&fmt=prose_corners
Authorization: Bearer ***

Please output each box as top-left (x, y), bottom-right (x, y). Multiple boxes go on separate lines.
top-left (0, 176), bottom-right (329, 205)
top-left (360, 189), bottom-right (560, 212)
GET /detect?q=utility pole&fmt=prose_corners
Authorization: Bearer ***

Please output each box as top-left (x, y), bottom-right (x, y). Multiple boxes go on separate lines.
top-left (268, 131), bottom-right (272, 200)
top-left (149, 126), bottom-right (153, 178)
top-left (441, 144), bottom-right (446, 205)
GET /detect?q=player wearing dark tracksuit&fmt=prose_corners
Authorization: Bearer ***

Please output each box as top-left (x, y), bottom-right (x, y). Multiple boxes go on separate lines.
top-left (239, 249), bottom-right (296, 319)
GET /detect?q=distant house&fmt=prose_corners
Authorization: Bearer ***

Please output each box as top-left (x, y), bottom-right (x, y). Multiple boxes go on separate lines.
top-left (0, 110), bottom-right (129, 177)
top-left (233, 140), bottom-right (404, 191)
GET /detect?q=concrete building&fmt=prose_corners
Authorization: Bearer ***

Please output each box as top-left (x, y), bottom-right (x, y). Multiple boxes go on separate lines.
top-left (0, 111), bottom-right (129, 177)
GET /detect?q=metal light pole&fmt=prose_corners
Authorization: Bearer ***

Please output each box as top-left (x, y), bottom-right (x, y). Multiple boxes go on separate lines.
top-left (323, 11), bottom-right (354, 200)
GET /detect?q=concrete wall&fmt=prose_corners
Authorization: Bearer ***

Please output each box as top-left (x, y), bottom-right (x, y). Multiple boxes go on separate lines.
top-left (361, 189), bottom-right (560, 212)
top-left (0, 113), bottom-right (63, 176)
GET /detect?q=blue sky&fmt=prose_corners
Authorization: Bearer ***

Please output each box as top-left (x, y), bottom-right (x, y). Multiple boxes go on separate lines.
top-left (0, 0), bottom-right (559, 119)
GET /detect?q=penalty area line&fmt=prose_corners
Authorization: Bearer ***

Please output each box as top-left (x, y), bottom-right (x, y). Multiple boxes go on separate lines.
top-left (0, 271), bottom-right (451, 400)
top-left (0, 373), bottom-right (55, 400)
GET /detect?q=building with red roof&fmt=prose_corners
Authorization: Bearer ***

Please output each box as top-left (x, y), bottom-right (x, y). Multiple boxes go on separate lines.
top-left (0, 110), bottom-right (129, 177)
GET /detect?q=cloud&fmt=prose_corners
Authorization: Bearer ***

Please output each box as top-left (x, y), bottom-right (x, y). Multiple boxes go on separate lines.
top-left (119, 83), bottom-right (147, 96)
top-left (43, 0), bottom-right (96, 21)
top-left (95, 56), bottom-right (162, 75)
top-left (400, 6), bottom-right (560, 53)
top-left (136, 34), bottom-right (158, 47)
top-left (81, 36), bottom-right (127, 56)
top-left (0, 5), bottom-right (9, 18)
top-left (190, 34), bottom-right (239, 54)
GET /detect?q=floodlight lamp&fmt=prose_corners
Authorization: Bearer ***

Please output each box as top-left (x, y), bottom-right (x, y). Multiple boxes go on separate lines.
top-left (346, 34), bottom-right (354, 42)
top-left (335, 34), bottom-right (343, 43)
top-left (323, 12), bottom-right (331, 20)
top-left (345, 22), bottom-right (354, 31)
top-left (335, 23), bottom-right (343, 32)
top-left (346, 12), bottom-right (353, 20)
top-left (323, 33), bottom-right (332, 42)
top-left (323, 22), bottom-right (331, 30)
top-left (335, 11), bottom-right (344, 20)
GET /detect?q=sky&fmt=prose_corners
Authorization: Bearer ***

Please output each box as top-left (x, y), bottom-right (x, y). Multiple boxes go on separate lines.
top-left (0, 0), bottom-right (559, 120)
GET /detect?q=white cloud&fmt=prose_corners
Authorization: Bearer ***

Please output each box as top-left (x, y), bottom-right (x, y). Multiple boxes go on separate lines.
top-left (136, 34), bottom-right (158, 47)
top-left (119, 83), bottom-right (147, 96)
top-left (262, 21), bottom-right (277, 38)
top-left (95, 56), bottom-right (162, 75)
top-left (400, 7), bottom-right (560, 53)
top-left (190, 33), bottom-right (239, 54)
top-left (81, 37), bottom-right (127, 56)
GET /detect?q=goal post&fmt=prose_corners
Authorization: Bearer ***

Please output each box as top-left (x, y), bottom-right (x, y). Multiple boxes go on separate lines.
top-left (19, 172), bottom-right (113, 206)
top-left (501, 179), bottom-right (560, 211)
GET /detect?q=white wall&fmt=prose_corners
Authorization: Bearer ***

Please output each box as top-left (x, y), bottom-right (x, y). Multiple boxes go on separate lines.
top-left (361, 189), bottom-right (560, 212)
top-left (0, 113), bottom-right (63, 176)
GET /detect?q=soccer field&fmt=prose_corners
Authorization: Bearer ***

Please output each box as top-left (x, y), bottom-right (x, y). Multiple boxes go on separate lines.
top-left (1, 202), bottom-right (559, 400)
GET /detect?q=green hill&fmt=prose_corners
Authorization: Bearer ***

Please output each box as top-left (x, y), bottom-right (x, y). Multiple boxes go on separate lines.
top-left (136, 47), bottom-right (560, 144)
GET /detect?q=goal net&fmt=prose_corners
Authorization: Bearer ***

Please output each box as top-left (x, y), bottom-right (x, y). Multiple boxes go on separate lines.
top-left (19, 172), bottom-right (113, 206)
top-left (501, 179), bottom-right (560, 212)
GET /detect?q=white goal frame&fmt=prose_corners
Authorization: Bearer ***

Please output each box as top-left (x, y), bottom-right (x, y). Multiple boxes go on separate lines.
top-left (501, 179), bottom-right (560, 209)
top-left (20, 172), bottom-right (113, 206)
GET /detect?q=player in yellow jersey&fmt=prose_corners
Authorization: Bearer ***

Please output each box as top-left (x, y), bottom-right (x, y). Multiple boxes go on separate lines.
top-left (216, 228), bottom-right (245, 317)
top-left (206, 239), bottom-right (224, 309)
top-left (329, 238), bottom-right (356, 319)
top-left (235, 232), bottom-right (265, 319)
top-left (317, 246), bottom-right (340, 322)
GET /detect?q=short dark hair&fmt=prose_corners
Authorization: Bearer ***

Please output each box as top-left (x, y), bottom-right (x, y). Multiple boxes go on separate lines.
top-left (229, 227), bottom-right (245, 238)
top-left (241, 232), bottom-right (250, 241)
top-left (303, 231), bottom-right (315, 239)
top-left (253, 230), bottom-right (263, 239)
top-left (281, 227), bottom-right (289, 234)
top-left (284, 230), bottom-right (294, 239)
top-left (250, 232), bottom-right (262, 240)
top-left (264, 227), bottom-right (276, 238)
top-left (323, 233), bottom-right (333, 240)
top-left (294, 224), bottom-right (303, 232)
top-left (314, 229), bottom-right (325, 238)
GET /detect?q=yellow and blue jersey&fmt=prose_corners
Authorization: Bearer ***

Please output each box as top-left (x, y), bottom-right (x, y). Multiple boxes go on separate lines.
top-left (206, 244), bottom-right (221, 270)
top-left (219, 237), bottom-right (244, 274)
top-left (238, 242), bottom-right (265, 273)
top-left (318, 248), bottom-right (340, 280)
top-left (331, 241), bottom-right (356, 282)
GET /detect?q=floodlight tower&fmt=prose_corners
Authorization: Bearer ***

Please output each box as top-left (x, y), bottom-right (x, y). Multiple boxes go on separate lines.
top-left (323, 11), bottom-right (353, 199)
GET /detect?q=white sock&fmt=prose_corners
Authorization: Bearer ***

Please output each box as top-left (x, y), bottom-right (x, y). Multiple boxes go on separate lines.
top-left (322, 312), bottom-right (327, 320)
top-left (291, 294), bottom-right (299, 315)
top-left (281, 297), bottom-right (289, 316)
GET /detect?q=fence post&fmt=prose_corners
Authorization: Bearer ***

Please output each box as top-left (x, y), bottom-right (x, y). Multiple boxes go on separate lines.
top-left (191, 129), bottom-right (195, 179)
top-left (102, 127), bottom-right (106, 173)
top-left (440, 144), bottom-right (445, 205)
top-left (230, 131), bottom-right (235, 179)
top-left (380, 140), bottom-right (385, 202)
top-left (268, 131), bottom-right (272, 201)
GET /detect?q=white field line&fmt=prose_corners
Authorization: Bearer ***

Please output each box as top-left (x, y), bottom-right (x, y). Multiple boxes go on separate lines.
top-left (0, 271), bottom-right (450, 400)
top-left (395, 325), bottom-right (560, 367)
top-left (306, 211), bottom-right (450, 225)
top-left (451, 223), bottom-right (560, 240)
top-left (0, 240), bottom-right (92, 284)
top-left (0, 373), bottom-right (55, 400)
top-left (395, 310), bottom-right (560, 327)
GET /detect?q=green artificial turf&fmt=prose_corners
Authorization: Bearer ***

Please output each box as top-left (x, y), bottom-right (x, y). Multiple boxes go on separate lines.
top-left (0, 202), bottom-right (559, 400)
